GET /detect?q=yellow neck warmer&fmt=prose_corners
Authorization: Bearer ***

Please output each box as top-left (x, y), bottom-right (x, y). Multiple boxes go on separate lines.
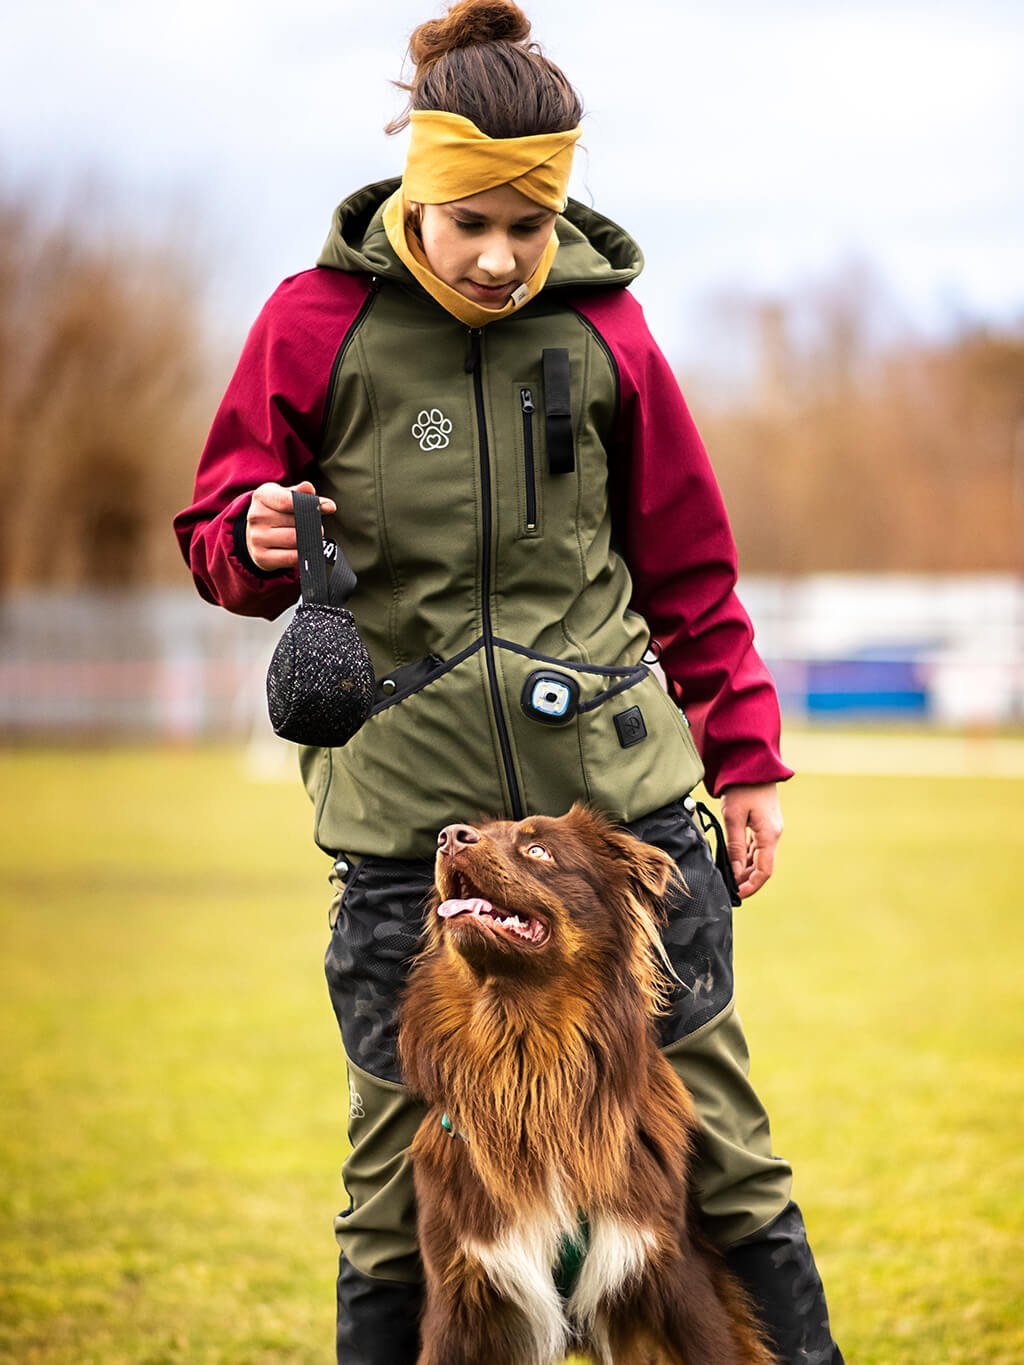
top-left (383, 110), bottom-right (582, 328)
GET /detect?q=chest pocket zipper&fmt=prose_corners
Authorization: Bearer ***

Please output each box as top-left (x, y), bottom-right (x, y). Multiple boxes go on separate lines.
top-left (520, 387), bottom-right (538, 534)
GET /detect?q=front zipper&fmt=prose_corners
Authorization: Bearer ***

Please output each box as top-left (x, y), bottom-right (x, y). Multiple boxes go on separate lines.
top-left (520, 387), bottom-right (538, 532)
top-left (467, 328), bottom-right (525, 820)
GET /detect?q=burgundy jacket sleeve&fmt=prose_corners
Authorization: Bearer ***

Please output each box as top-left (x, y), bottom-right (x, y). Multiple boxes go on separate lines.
top-left (173, 268), bottom-right (372, 619)
top-left (570, 290), bottom-right (793, 794)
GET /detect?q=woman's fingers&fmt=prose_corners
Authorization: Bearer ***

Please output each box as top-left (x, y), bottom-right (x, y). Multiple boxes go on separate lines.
top-left (720, 783), bottom-right (783, 900)
top-left (736, 805), bottom-right (781, 899)
top-left (250, 527), bottom-right (299, 548)
top-left (245, 481), bottom-right (336, 569)
top-left (253, 481), bottom-right (306, 514)
top-left (247, 547), bottom-right (301, 570)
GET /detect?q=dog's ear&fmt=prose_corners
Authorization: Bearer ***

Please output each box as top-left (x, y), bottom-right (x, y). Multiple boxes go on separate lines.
top-left (600, 825), bottom-right (679, 906)
top-left (565, 806), bottom-right (686, 1008)
top-left (619, 834), bottom-right (676, 904)
top-left (565, 802), bottom-right (681, 906)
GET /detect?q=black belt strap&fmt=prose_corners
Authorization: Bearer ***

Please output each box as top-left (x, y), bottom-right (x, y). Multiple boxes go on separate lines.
top-left (542, 348), bottom-right (575, 475)
top-left (293, 490), bottom-right (357, 607)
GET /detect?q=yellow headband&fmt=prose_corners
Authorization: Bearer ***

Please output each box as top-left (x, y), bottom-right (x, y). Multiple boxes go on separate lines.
top-left (403, 110), bottom-right (582, 211)
top-left (383, 111), bottom-right (581, 327)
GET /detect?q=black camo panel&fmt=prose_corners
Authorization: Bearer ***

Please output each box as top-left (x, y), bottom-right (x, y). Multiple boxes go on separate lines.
top-left (324, 801), bottom-right (733, 1081)
top-left (324, 858), bottom-right (434, 1083)
top-left (626, 801), bottom-right (735, 1045)
top-left (726, 1202), bottom-right (844, 1363)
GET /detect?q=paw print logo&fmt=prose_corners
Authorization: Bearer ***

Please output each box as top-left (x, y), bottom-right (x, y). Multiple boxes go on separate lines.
top-left (411, 408), bottom-right (453, 452)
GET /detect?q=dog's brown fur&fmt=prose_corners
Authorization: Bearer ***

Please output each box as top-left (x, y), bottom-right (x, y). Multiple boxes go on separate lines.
top-left (398, 804), bottom-right (776, 1365)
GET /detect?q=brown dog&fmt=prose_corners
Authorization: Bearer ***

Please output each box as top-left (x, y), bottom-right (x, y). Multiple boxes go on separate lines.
top-left (398, 803), bottom-right (776, 1365)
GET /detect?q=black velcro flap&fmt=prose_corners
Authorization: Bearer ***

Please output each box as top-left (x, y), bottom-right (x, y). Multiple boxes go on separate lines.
top-left (542, 348), bottom-right (575, 475)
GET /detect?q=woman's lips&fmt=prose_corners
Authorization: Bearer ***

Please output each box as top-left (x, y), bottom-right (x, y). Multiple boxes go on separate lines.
top-left (464, 279), bottom-right (516, 303)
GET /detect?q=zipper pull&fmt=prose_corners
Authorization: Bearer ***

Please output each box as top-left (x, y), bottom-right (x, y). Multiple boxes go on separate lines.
top-left (465, 327), bottom-right (482, 374)
top-left (520, 388), bottom-right (534, 413)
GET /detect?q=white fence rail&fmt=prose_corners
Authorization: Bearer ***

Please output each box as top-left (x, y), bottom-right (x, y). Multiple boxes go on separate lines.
top-left (1, 576), bottom-right (1021, 740)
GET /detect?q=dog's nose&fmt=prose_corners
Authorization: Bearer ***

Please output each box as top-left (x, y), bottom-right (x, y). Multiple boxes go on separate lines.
top-left (437, 824), bottom-right (480, 857)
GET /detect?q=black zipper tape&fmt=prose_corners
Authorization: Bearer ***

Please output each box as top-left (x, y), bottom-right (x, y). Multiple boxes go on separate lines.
top-left (468, 329), bottom-right (525, 819)
top-left (520, 387), bottom-right (538, 531)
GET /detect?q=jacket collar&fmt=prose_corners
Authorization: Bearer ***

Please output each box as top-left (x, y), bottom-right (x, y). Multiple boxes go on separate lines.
top-left (317, 177), bottom-right (645, 294)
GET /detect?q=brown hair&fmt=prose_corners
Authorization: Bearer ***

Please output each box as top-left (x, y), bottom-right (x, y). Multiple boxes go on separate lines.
top-left (385, 0), bottom-right (583, 139)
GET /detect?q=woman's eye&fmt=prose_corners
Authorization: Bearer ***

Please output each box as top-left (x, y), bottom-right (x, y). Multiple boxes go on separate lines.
top-left (525, 844), bottom-right (552, 860)
top-left (453, 220), bottom-right (483, 232)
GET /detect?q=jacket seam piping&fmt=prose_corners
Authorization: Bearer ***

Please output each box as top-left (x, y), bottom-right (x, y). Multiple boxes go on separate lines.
top-left (357, 329), bottom-right (405, 667)
top-left (492, 636), bottom-right (642, 677)
top-left (313, 748), bottom-right (335, 849)
top-left (316, 279), bottom-right (378, 454)
top-left (571, 307), bottom-right (621, 457)
top-left (369, 640), bottom-right (484, 715)
top-left (576, 670), bottom-right (647, 713)
top-left (568, 333), bottom-right (590, 660)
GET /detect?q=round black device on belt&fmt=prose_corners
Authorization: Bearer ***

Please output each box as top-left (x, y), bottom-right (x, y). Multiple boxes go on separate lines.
top-left (521, 670), bottom-right (580, 725)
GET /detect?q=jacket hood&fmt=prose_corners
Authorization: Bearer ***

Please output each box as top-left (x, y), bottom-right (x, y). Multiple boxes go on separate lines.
top-left (317, 177), bottom-right (644, 290)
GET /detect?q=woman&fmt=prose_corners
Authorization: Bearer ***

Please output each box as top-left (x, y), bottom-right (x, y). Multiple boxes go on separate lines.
top-left (174, 3), bottom-right (843, 1361)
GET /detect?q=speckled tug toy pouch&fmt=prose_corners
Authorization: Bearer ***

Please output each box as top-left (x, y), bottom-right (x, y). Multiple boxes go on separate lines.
top-left (266, 491), bottom-right (375, 747)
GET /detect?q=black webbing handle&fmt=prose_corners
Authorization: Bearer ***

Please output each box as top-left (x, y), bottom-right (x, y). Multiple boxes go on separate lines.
top-left (292, 491), bottom-right (357, 607)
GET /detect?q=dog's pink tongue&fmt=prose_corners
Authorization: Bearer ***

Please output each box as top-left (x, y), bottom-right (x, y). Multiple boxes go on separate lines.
top-left (437, 897), bottom-right (492, 920)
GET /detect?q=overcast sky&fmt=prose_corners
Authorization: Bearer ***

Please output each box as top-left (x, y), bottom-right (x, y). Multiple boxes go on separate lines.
top-left (1, 0), bottom-right (1020, 366)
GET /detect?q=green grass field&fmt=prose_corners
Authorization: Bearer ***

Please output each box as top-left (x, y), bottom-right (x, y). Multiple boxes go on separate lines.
top-left (1, 746), bottom-right (1021, 1363)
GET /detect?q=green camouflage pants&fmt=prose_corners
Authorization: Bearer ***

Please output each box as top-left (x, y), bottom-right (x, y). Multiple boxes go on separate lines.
top-left (324, 799), bottom-right (793, 1282)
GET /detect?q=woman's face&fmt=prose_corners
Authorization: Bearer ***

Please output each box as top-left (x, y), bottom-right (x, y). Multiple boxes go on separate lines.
top-left (413, 183), bottom-right (557, 309)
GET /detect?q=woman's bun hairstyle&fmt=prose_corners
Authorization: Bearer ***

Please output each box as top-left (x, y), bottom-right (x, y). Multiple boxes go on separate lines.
top-left (410, 0), bottom-right (530, 61)
top-left (386, 0), bottom-right (583, 139)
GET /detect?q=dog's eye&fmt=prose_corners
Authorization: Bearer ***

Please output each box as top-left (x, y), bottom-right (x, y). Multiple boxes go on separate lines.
top-left (525, 844), bottom-right (552, 861)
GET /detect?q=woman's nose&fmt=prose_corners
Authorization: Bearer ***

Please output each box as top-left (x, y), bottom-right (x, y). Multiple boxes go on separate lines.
top-left (437, 824), bottom-right (481, 857)
top-left (477, 239), bottom-right (516, 278)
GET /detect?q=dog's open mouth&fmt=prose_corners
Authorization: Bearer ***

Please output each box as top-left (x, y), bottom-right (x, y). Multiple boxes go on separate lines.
top-left (437, 875), bottom-right (549, 946)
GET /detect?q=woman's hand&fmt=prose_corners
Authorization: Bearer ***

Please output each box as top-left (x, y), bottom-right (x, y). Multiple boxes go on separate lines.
top-left (719, 782), bottom-right (783, 900)
top-left (245, 480), bottom-right (337, 571)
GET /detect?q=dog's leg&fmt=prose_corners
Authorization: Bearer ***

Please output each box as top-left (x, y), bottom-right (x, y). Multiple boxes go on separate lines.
top-left (418, 1272), bottom-right (550, 1365)
top-left (608, 1243), bottom-right (776, 1365)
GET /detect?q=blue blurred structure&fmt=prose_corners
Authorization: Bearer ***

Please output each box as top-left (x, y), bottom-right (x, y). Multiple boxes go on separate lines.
top-left (744, 575), bottom-right (1022, 729)
top-left (769, 653), bottom-right (931, 721)
top-left (805, 650), bottom-right (933, 718)
top-left (0, 576), bottom-right (1021, 740)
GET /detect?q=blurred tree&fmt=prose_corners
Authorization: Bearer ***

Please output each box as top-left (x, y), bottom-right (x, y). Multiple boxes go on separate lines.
top-left (688, 266), bottom-right (1024, 573)
top-left (0, 183), bottom-right (217, 589)
top-left (1, 194), bottom-right (1019, 585)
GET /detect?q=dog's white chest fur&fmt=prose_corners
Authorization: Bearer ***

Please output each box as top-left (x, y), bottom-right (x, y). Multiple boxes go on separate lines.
top-left (463, 1183), bottom-right (657, 1365)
